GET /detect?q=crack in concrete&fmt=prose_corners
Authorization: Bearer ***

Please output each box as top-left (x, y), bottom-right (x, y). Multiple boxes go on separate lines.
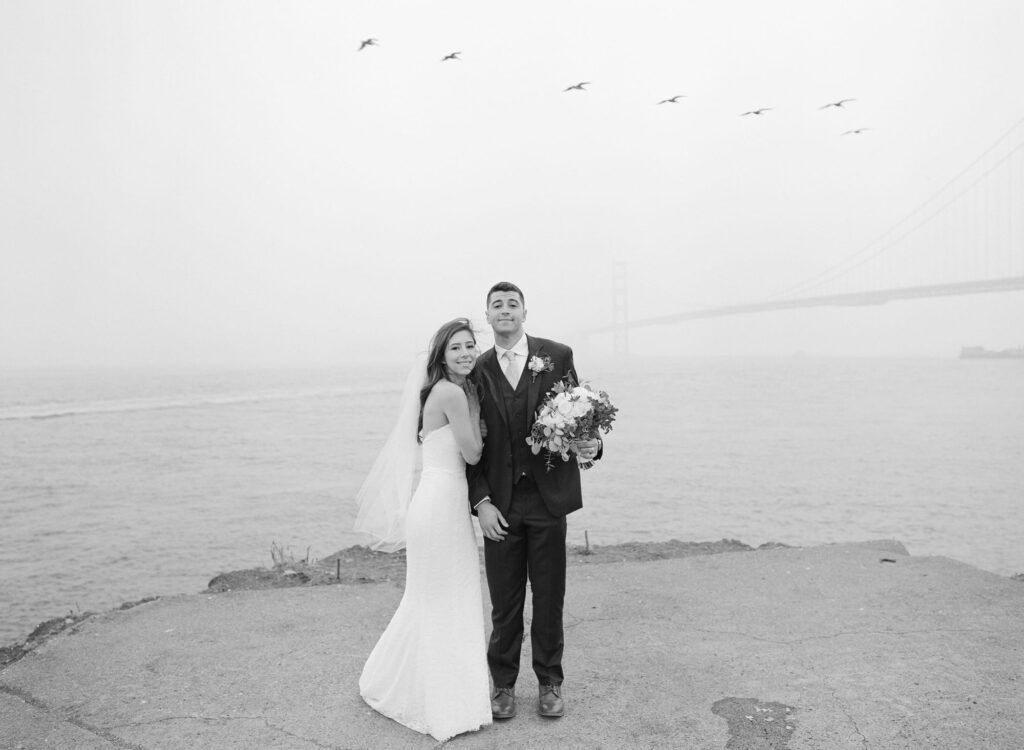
top-left (2, 685), bottom-right (342, 750)
top-left (0, 683), bottom-right (47, 710)
top-left (102, 713), bottom-right (346, 750)
top-left (790, 642), bottom-right (871, 749)
top-left (826, 684), bottom-right (870, 749)
top-left (0, 683), bottom-right (149, 750)
top-left (259, 718), bottom-right (348, 750)
top-left (575, 611), bottom-right (998, 644)
top-left (677, 626), bottom-right (995, 645)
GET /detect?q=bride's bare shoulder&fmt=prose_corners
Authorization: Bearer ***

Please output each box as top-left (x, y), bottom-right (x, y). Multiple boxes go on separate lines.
top-left (425, 379), bottom-right (462, 403)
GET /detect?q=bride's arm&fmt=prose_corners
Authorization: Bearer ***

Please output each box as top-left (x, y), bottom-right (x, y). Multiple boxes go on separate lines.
top-left (431, 381), bottom-right (483, 465)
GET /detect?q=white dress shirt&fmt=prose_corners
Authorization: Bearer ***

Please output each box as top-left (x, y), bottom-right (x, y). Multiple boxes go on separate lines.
top-left (493, 335), bottom-right (529, 387)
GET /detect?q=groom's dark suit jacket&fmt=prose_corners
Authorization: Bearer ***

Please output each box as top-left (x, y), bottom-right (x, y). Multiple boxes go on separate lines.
top-left (468, 335), bottom-right (598, 518)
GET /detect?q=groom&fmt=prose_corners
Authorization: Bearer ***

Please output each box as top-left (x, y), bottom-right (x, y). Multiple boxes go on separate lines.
top-left (469, 281), bottom-right (602, 720)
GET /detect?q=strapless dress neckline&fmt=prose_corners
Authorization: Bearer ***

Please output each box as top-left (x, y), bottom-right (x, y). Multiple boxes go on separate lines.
top-left (421, 424), bottom-right (452, 442)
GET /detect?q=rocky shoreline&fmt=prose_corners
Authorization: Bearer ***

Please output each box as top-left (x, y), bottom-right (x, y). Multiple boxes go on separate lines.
top-left (206, 537), bottom-right (778, 592)
top-left (5, 538), bottom-right (1020, 673)
top-left (0, 538), bottom-right (766, 669)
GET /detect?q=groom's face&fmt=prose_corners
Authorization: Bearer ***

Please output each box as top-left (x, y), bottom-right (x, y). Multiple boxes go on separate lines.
top-left (485, 291), bottom-right (526, 337)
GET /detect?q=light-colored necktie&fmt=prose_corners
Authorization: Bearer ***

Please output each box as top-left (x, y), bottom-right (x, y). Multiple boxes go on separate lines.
top-left (502, 350), bottom-right (517, 386)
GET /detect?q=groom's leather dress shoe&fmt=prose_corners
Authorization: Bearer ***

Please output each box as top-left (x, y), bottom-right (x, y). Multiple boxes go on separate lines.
top-left (538, 683), bottom-right (564, 717)
top-left (491, 687), bottom-right (516, 719)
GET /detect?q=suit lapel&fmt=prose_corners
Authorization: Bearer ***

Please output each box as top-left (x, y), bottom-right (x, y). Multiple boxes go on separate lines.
top-left (526, 336), bottom-right (543, 421)
top-left (482, 348), bottom-right (510, 427)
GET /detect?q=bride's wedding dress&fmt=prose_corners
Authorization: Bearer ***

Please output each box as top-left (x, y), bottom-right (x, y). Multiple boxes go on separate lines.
top-left (359, 424), bottom-right (492, 742)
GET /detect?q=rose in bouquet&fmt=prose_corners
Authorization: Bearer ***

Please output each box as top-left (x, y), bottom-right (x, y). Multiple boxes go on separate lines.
top-left (526, 377), bottom-right (617, 471)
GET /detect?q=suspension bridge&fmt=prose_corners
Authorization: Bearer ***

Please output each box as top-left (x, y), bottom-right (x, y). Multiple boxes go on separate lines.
top-left (591, 118), bottom-right (1024, 356)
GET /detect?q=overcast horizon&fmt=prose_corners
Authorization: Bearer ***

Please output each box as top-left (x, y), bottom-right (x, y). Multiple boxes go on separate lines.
top-left (3, 1), bottom-right (1023, 367)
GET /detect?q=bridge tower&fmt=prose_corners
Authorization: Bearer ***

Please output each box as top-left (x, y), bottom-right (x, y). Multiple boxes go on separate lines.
top-left (612, 261), bottom-right (629, 357)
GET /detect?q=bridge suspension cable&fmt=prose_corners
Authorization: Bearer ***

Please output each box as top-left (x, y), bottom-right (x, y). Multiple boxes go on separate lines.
top-left (588, 116), bottom-right (1024, 342)
top-left (762, 115), bottom-right (1024, 300)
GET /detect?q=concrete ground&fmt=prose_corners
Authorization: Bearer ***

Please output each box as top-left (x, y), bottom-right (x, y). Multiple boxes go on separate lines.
top-left (2, 540), bottom-right (1022, 749)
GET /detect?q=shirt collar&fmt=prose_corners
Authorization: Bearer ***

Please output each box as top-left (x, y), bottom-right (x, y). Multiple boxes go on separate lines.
top-left (495, 335), bottom-right (529, 359)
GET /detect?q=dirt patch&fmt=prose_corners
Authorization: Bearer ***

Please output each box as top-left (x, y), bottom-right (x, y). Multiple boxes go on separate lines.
top-left (207, 545), bottom-right (410, 592)
top-left (569, 538), bottom-right (781, 563)
top-left (712, 696), bottom-right (797, 749)
top-left (205, 538), bottom-right (781, 592)
top-left (0, 596), bottom-right (159, 670)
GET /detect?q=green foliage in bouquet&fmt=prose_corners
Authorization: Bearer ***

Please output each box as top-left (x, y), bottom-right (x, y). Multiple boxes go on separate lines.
top-left (527, 377), bottom-right (618, 470)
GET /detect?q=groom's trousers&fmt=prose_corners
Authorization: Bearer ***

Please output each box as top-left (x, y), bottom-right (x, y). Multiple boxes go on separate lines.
top-left (483, 476), bottom-right (567, 688)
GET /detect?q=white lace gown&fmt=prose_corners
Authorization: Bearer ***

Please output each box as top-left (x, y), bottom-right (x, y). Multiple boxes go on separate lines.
top-left (359, 425), bottom-right (492, 742)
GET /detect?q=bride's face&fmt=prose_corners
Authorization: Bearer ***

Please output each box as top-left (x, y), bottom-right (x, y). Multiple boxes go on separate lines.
top-left (444, 330), bottom-right (478, 379)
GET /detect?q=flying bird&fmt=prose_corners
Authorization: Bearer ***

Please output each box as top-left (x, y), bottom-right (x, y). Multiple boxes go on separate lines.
top-left (842, 128), bottom-right (871, 135)
top-left (441, 51), bottom-right (461, 61)
top-left (819, 98), bottom-right (856, 109)
top-left (740, 108), bottom-right (772, 116)
top-left (358, 38), bottom-right (378, 51)
top-left (657, 95), bottom-right (686, 105)
top-left (563, 81), bottom-right (590, 92)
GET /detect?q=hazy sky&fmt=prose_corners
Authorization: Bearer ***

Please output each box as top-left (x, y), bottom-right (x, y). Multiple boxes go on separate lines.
top-left (2, 0), bottom-right (1023, 365)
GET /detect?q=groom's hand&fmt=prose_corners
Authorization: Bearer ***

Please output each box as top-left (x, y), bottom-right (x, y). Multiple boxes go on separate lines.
top-left (477, 501), bottom-right (508, 542)
top-left (571, 438), bottom-right (601, 461)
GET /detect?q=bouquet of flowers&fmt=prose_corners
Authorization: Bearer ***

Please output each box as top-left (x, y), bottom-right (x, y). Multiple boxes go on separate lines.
top-left (527, 377), bottom-right (618, 471)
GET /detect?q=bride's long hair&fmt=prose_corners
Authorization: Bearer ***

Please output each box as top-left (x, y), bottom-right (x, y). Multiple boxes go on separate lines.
top-left (417, 317), bottom-right (479, 441)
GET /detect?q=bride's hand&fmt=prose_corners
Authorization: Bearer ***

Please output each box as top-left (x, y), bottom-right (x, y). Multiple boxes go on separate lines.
top-left (465, 386), bottom-right (481, 416)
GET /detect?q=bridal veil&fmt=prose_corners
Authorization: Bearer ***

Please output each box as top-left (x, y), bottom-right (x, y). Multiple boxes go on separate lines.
top-left (353, 354), bottom-right (426, 552)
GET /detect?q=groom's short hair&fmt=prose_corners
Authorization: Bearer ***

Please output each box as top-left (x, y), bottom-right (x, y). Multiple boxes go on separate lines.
top-left (487, 281), bottom-right (524, 307)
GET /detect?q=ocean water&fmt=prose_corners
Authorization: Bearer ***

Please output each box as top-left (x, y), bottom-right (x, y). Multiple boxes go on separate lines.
top-left (2, 358), bottom-right (1022, 647)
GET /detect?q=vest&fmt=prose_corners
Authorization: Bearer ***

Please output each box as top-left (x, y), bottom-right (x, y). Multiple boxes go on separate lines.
top-left (498, 367), bottom-right (534, 483)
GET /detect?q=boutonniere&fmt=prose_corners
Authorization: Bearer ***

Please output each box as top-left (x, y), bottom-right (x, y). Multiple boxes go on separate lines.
top-left (527, 354), bottom-right (554, 382)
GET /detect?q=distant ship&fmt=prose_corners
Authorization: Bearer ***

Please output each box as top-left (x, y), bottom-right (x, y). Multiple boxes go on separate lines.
top-left (959, 345), bottom-right (1024, 359)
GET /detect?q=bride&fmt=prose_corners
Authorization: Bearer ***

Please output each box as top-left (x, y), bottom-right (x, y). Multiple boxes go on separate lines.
top-left (354, 317), bottom-right (492, 742)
